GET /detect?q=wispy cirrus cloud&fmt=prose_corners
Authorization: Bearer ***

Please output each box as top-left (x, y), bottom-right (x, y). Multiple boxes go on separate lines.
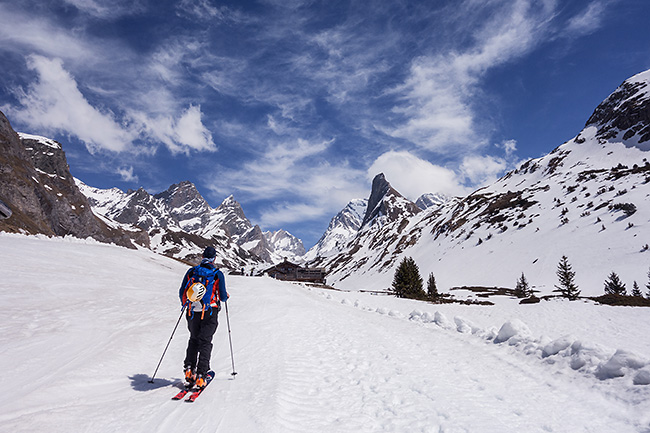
top-left (566, 0), bottom-right (610, 36)
top-left (62, 0), bottom-right (146, 19)
top-left (0, 3), bottom-right (96, 63)
top-left (175, 0), bottom-right (247, 23)
top-left (207, 136), bottom-right (367, 225)
top-left (386, 0), bottom-right (557, 154)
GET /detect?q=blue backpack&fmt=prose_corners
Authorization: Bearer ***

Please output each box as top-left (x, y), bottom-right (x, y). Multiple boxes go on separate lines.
top-left (182, 265), bottom-right (221, 318)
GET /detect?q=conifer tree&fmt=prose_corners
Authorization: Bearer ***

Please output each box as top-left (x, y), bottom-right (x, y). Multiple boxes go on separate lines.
top-left (604, 271), bottom-right (627, 296)
top-left (426, 272), bottom-right (439, 299)
top-left (646, 267), bottom-right (650, 300)
top-left (631, 281), bottom-right (642, 297)
top-left (555, 255), bottom-right (580, 300)
top-left (392, 257), bottom-right (424, 299)
top-left (514, 272), bottom-right (531, 298)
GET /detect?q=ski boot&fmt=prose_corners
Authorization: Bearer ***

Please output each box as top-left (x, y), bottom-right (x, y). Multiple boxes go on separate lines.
top-left (184, 366), bottom-right (196, 388)
top-left (195, 373), bottom-right (207, 389)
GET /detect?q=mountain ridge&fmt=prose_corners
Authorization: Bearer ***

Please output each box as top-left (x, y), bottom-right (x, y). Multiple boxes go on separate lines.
top-left (310, 69), bottom-right (650, 296)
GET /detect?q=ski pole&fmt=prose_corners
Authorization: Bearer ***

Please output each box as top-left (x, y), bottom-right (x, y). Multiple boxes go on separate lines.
top-left (149, 304), bottom-right (187, 383)
top-left (224, 301), bottom-right (237, 377)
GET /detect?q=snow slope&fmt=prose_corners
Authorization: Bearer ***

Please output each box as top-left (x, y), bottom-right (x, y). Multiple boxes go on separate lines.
top-left (1, 234), bottom-right (649, 432)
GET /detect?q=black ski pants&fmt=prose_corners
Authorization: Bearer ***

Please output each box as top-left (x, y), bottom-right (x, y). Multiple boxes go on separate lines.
top-left (184, 308), bottom-right (219, 376)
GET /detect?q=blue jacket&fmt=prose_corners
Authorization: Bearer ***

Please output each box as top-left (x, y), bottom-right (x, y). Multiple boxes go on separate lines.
top-left (179, 259), bottom-right (227, 311)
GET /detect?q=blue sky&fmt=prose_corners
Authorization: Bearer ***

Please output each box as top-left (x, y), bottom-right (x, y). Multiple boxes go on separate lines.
top-left (1, 0), bottom-right (649, 248)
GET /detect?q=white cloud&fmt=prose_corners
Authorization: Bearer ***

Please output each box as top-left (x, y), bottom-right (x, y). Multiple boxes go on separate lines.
top-left (367, 151), bottom-right (469, 198)
top-left (367, 148), bottom-right (522, 200)
top-left (497, 139), bottom-right (518, 157)
top-left (0, 4), bottom-right (95, 63)
top-left (459, 155), bottom-right (508, 186)
top-left (6, 55), bottom-right (134, 153)
top-left (62, 0), bottom-right (145, 19)
top-left (566, 1), bottom-right (608, 36)
top-left (117, 166), bottom-right (139, 182)
top-left (387, 0), bottom-right (556, 154)
top-left (5, 55), bottom-right (216, 156)
top-left (174, 105), bottom-right (216, 152)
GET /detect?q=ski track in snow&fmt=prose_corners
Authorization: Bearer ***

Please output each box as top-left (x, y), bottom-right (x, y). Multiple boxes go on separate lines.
top-left (1, 234), bottom-right (649, 432)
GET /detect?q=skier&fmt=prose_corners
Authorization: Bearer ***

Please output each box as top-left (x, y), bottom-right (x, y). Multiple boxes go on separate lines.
top-left (179, 246), bottom-right (228, 389)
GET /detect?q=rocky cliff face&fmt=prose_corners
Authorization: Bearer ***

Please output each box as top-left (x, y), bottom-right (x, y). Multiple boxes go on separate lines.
top-left (0, 111), bottom-right (148, 248)
top-left (585, 70), bottom-right (650, 147)
top-left (154, 181), bottom-right (213, 232)
top-left (361, 173), bottom-right (421, 228)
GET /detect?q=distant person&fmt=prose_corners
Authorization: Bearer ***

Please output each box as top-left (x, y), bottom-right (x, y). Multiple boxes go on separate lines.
top-left (178, 246), bottom-right (228, 388)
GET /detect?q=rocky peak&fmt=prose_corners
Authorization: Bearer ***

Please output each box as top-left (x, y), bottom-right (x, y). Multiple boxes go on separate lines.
top-left (154, 181), bottom-right (210, 215)
top-left (361, 173), bottom-right (420, 228)
top-left (330, 199), bottom-right (368, 232)
top-left (265, 229), bottom-right (306, 261)
top-left (585, 69), bottom-right (650, 146)
top-left (304, 198), bottom-right (368, 261)
top-left (213, 195), bottom-right (251, 238)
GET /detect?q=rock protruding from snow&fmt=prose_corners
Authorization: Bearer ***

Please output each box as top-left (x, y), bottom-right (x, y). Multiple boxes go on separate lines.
top-left (361, 173), bottom-right (421, 228)
top-left (0, 110), bottom-right (147, 249)
top-left (585, 69), bottom-right (650, 148)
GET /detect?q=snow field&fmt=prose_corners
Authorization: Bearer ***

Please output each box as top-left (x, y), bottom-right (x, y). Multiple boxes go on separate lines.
top-left (1, 234), bottom-right (649, 432)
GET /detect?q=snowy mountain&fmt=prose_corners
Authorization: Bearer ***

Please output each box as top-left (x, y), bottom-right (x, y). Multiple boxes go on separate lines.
top-left (154, 181), bottom-right (214, 233)
top-left (77, 180), bottom-right (306, 268)
top-left (304, 198), bottom-right (368, 261)
top-left (78, 179), bottom-right (260, 267)
top-left (415, 192), bottom-right (451, 210)
top-left (315, 70), bottom-right (650, 297)
top-left (264, 229), bottom-right (306, 262)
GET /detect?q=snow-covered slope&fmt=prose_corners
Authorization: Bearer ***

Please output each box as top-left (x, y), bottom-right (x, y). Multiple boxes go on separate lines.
top-left (318, 70), bottom-right (650, 297)
top-left (1, 233), bottom-right (649, 432)
top-left (264, 229), bottom-right (306, 262)
top-left (304, 198), bottom-right (368, 261)
top-left (415, 192), bottom-right (451, 210)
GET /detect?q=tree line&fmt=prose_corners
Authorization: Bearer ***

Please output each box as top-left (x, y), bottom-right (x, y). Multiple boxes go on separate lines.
top-left (391, 255), bottom-right (650, 303)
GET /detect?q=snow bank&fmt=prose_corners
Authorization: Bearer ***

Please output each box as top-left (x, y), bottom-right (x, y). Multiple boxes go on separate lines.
top-left (596, 350), bottom-right (647, 380)
top-left (494, 319), bottom-right (532, 344)
top-left (330, 291), bottom-right (650, 386)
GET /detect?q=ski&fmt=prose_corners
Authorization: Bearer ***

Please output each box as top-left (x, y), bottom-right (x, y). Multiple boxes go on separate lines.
top-left (185, 371), bottom-right (215, 403)
top-left (171, 388), bottom-right (191, 400)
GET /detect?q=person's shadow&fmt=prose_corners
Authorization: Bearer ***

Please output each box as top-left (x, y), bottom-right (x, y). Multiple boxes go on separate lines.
top-left (129, 374), bottom-right (179, 392)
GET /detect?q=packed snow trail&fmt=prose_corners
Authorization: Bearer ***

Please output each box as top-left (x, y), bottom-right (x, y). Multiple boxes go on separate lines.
top-left (0, 234), bottom-right (649, 432)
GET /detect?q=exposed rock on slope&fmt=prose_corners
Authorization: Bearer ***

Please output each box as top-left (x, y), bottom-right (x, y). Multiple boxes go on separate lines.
top-left (0, 111), bottom-right (147, 248)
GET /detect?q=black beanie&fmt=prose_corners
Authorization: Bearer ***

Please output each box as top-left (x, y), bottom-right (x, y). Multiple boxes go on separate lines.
top-left (203, 246), bottom-right (217, 259)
